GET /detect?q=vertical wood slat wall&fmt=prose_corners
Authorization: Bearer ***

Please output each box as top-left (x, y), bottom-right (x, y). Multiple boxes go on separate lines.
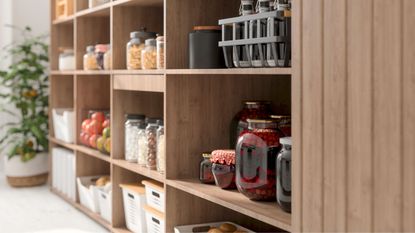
top-left (294, 0), bottom-right (415, 231)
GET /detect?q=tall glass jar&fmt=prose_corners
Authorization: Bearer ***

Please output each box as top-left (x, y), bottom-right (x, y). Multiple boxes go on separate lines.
top-left (236, 119), bottom-right (280, 201)
top-left (230, 101), bottom-right (273, 148)
top-left (145, 118), bottom-right (158, 169)
top-left (199, 153), bottom-right (215, 184)
top-left (277, 137), bottom-right (291, 213)
top-left (95, 44), bottom-right (108, 70)
top-left (137, 122), bottom-right (148, 166)
top-left (103, 46), bottom-right (112, 70)
top-left (83, 45), bottom-right (98, 70)
top-left (126, 29), bottom-right (157, 70)
top-left (156, 121), bottom-right (165, 173)
top-left (141, 38), bottom-right (157, 70)
top-left (156, 36), bottom-right (165, 69)
top-left (125, 114), bottom-right (145, 162)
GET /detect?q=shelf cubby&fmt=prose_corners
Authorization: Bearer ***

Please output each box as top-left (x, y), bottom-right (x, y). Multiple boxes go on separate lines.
top-left (50, 22), bottom-right (74, 70)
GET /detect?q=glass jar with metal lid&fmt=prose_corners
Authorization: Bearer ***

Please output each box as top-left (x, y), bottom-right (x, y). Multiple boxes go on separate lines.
top-left (125, 114), bottom-right (145, 162)
top-left (83, 45), bottom-right (98, 70)
top-left (156, 36), bottom-right (165, 69)
top-left (236, 119), bottom-right (280, 201)
top-left (199, 152), bottom-right (215, 184)
top-left (126, 28), bottom-right (157, 70)
top-left (145, 118), bottom-right (159, 169)
top-left (141, 38), bottom-right (157, 70)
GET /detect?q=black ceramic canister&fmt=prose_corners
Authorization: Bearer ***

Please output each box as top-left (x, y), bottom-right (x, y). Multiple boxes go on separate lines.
top-left (189, 26), bottom-right (226, 69)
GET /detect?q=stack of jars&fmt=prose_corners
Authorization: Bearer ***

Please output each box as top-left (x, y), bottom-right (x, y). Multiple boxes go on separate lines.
top-left (83, 44), bottom-right (111, 70)
top-left (124, 115), bottom-right (165, 173)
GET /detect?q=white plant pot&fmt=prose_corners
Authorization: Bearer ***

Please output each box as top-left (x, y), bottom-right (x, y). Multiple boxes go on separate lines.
top-left (4, 152), bottom-right (48, 177)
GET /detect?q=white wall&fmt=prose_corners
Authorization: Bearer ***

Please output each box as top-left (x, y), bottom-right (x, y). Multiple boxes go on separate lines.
top-left (0, 0), bottom-right (50, 171)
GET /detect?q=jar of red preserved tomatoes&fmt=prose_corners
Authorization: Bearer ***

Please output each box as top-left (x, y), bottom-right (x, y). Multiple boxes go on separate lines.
top-left (199, 152), bottom-right (215, 184)
top-left (211, 150), bottom-right (236, 189)
top-left (236, 119), bottom-right (280, 201)
top-left (230, 101), bottom-right (273, 148)
top-left (270, 115), bottom-right (292, 137)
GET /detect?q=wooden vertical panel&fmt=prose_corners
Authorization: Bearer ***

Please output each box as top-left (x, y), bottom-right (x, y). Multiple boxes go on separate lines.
top-left (403, 0), bottom-right (415, 231)
top-left (346, 0), bottom-right (374, 231)
top-left (301, 0), bottom-right (324, 231)
top-left (373, 0), bottom-right (403, 231)
top-left (291, 0), bottom-right (302, 231)
top-left (322, 0), bottom-right (347, 231)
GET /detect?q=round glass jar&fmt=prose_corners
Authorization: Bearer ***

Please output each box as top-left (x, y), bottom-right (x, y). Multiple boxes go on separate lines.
top-left (137, 122), bottom-right (148, 166)
top-left (277, 137), bottom-right (291, 213)
top-left (230, 101), bottom-right (273, 147)
top-left (199, 153), bottom-right (215, 184)
top-left (236, 119), bottom-right (280, 201)
top-left (156, 36), bottom-right (165, 69)
top-left (103, 46), bottom-right (112, 70)
top-left (124, 114), bottom-right (145, 162)
top-left (145, 118), bottom-right (159, 169)
top-left (156, 121), bottom-right (165, 173)
top-left (58, 48), bottom-right (75, 70)
top-left (126, 29), bottom-right (157, 70)
top-left (95, 44), bottom-right (108, 70)
top-left (141, 38), bottom-right (157, 70)
top-left (270, 115), bottom-right (292, 137)
top-left (211, 150), bottom-right (236, 189)
top-left (83, 45), bottom-right (98, 70)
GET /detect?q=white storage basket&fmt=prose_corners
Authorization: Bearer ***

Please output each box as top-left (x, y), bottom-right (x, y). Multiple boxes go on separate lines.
top-left (174, 221), bottom-right (255, 233)
top-left (142, 180), bottom-right (165, 213)
top-left (120, 184), bottom-right (147, 233)
top-left (77, 176), bottom-right (104, 213)
top-left (98, 188), bottom-right (112, 223)
top-left (143, 205), bottom-right (165, 233)
top-left (52, 108), bottom-right (75, 143)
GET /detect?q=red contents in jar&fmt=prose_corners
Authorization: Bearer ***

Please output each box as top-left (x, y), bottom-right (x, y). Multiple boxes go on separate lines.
top-left (211, 150), bottom-right (236, 189)
top-left (200, 153), bottom-right (215, 184)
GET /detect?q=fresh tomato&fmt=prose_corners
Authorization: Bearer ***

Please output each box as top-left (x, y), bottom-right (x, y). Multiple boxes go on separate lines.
top-left (89, 134), bottom-right (99, 148)
top-left (91, 112), bottom-right (105, 124)
top-left (102, 119), bottom-right (110, 129)
top-left (88, 119), bottom-right (103, 135)
top-left (81, 132), bottom-right (90, 146)
top-left (81, 119), bottom-right (92, 132)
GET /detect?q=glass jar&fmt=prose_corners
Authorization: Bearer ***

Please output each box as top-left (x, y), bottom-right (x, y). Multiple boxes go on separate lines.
top-left (95, 44), bottom-right (108, 70)
top-left (137, 122), bottom-right (148, 166)
top-left (270, 115), bottom-right (291, 137)
top-left (141, 38), bottom-right (157, 70)
top-left (125, 114), bottom-right (145, 162)
top-left (236, 119), bottom-right (280, 201)
top-left (156, 121), bottom-right (165, 173)
top-left (83, 45), bottom-right (98, 70)
top-left (199, 153), bottom-right (215, 184)
top-left (58, 48), bottom-right (75, 70)
top-left (103, 46), bottom-right (112, 70)
top-left (156, 36), bottom-right (165, 69)
top-left (126, 29), bottom-right (157, 70)
top-left (145, 118), bottom-right (159, 169)
top-left (211, 150), bottom-right (236, 189)
top-left (230, 101), bottom-right (273, 148)
top-left (277, 137), bottom-right (291, 213)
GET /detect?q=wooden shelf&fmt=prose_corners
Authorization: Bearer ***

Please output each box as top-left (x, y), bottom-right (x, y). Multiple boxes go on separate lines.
top-left (48, 136), bottom-right (77, 151)
top-left (112, 70), bottom-right (165, 75)
top-left (166, 179), bottom-right (292, 232)
top-left (76, 3), bottom-right (111, 18)
top-left (166, 68), bottom-right (292, 76)
top-left (50, 70), bottom-right (76, 75)
top-left (52, 15), bottom-right (75, 25)
top-left (112, 159), bottom-right (165, 183)
top-left (112, 0), bottom-right (164, 7)
top-left (75, 145), bottom-right (111, 163)
top-left (76, 70), bottom-right (112, 75)
top-left (113, 74), bottom-right (165, 92)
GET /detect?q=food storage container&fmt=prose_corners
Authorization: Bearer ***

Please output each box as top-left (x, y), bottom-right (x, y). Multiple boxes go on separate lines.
top-left (142, 180), bottom-right (165, 213)
top-left (145, 118), bottom-right (159, 169)
top-left (125, 114), bottom-right (145, 162)
top-left (77, 175), bottom-right (107, 213)
top-left (97, 188), bottom-right (112, 223)
top-left (156, 121), bottom-right (165, 173)
top-left (143, 205), bottom-right (165, 233)
top-left (142, 38), bottom-right (157, 70)
top-left (277, 137), bottom-right (291, 213)
top-left (174, 222), bottom-right (255, 233)
top-left (52, 108), bottom-right (75, 143)
top-left (236, 119), bottom-right (280, 201)
top-left (127, 29), bottom-right (157, 70)
top-left (58, 48), bottom-right (75, 70)
top-left (270, 115), bottom-right (292, 137)
top-left (52, 148), bottom-right (76, 201)
top-left (95, 44), bottom-right (108, 70)
top-left (211, 150), bottom-right (236, 189)
top-left (137, 122), bottom-right (148, 166)
top-left (120, 184), bottom-right (147, 233)
top-left (230, 101), bottom-right (273, 147)
top-left (199, 152), bottom-right (215, 184)
top-left (156, 36), bottom-right (165, 69)
top-left (103, 46), bottom-right (112, 70)
top-left (189, 26), bottom-right (225, 69)
top-left (83, 45), bottom-right (98, 70)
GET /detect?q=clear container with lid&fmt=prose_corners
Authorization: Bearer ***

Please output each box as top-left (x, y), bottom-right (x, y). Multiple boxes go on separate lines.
top-left (145, 118), bottom-right (159, 169)
top-left (156, 36), bottom-right (165, 69)
top-left (141, 38), bottom-right (157, 70)
top-left (156, 121), bottom-right (165, 173)
top-left (236, 119), bottom-right (280, 201)
top-left (277, 137), bottom-right (291, 213)
top-left (125, 114), bottom-right (145, 162)
top-left (103, 45), bottom-right (112, 70)
top-left (199, 153), bottom-right (215, 184)
top-left (137, 122), bottom-right (148, 166)
top-left (95, 44), bottom-right (108, 70)
top-left (83, 45), bottom-right (98, 70)
top-left (126, 28), bottom-right (157, 70)
top-left (59, 48), bottom-right (75, 70)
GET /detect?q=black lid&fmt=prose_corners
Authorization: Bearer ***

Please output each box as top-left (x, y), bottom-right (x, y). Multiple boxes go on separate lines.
top-left (146, 117), bottom-right (158, 125)
top-left (125, 114), bottom-right (145, 120)
top-left (156, 119), bottom-right (164, 126)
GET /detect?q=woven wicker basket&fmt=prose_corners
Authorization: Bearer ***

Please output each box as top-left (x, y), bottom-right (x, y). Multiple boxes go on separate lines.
top-left (7, 173), bottom-right (48, 187)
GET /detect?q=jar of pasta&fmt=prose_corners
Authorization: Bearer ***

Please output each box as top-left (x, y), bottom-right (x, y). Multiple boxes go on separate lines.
top-left (156, 36), bottom-right (165, 69)
top-left (103, 46), bottom-right (112, 70)
top-left (83, 45), bottom-right (98, 70)
top-left (142, 38), bottom-right (157, 70)
top-left (126, 28), bottom-right (156, 70)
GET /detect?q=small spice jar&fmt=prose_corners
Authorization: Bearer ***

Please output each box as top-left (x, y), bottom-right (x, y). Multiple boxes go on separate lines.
top-left (199, 153), bottom-right (215, 184)
top-left (156, 120), bottom-right (165, 173)
top-left (83, 45), bottom-right (98, 70)
top-left (103, 46), bottom-right (112, 70)
top-left (236, 119), bottom-right (280, 201)
top-left (156, 36), bottom-right (165, 69)
top-left (141, 38), bottom-right (157, 70)
top-left (277, 137), bottom-right (292, 213)
top-left (145, 118), bottom-right (159, 169)
top-left (211, 150), bottom-right (236, 189)
top-left (124, 114), bottom-right (145, 162)
top-left (126, 29), bottom-right (157, 70)
top-left (137, 122), bottom-right (148, 166)
top-left (95, 44), bottom-right (108, 70)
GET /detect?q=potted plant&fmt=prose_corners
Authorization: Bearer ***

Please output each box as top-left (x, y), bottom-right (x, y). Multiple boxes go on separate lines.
top-left (0, 26), bottom-right (49, 187)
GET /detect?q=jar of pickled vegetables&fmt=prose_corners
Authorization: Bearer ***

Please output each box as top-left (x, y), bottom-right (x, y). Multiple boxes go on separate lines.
top-left (236, 119), bottom-right (280, 201)
top-left (211, 150), bottom-right (236, 189)
top-left (141, 38), bottom-right (157, 70)
top-left (83, 45), bottom-right (98, 70)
